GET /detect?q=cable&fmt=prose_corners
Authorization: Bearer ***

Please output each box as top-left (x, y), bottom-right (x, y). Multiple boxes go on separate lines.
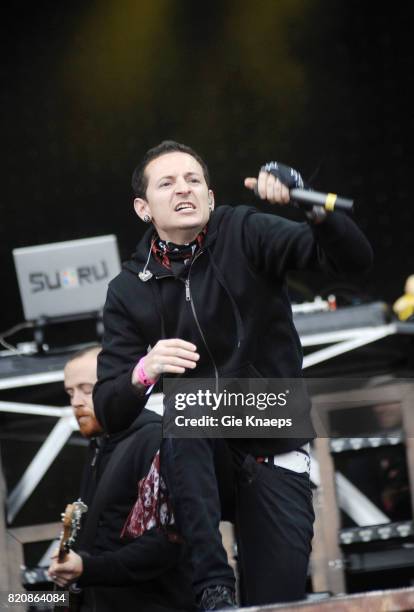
top-left (0, 321), bottom-right (34, 338)
top-left (0, 321), bottom-right (34, 356)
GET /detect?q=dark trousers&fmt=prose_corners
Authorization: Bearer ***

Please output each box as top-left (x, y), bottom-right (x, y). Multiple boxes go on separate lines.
top-left (161, 438), bottom-right (314, 606)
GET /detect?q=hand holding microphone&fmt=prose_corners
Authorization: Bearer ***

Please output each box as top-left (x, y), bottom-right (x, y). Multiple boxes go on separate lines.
top-left (244, 161), bottom-right (354, 214)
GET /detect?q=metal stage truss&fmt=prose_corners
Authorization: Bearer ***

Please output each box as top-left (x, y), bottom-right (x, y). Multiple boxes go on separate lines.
top-left (3, 316), bottom-right (414, 524)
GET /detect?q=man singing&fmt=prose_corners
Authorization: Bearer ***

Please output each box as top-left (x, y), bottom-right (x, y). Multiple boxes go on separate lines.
top-left (94, 141), bottom-right (373, 609)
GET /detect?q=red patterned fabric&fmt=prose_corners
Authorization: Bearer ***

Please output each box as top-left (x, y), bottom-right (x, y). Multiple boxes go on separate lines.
top-left (151, 227), bottom-right (207, 270)
top-left (121, 450), bottom-right (174, 539)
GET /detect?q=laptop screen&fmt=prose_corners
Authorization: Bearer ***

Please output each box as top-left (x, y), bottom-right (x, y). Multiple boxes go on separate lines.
top-left (13, 235), bottom-right (122, 321)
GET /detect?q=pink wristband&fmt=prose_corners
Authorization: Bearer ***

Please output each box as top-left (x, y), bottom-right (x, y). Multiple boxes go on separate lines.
top-left (134, 357), bottom-right (157, 387)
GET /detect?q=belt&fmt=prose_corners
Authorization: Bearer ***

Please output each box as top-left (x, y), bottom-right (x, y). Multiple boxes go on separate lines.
top-left (258, 444), bottom-right (311, 474)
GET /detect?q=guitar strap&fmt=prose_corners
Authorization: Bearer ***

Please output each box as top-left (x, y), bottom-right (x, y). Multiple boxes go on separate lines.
top-left (77, 431), bottom-right (140, 552)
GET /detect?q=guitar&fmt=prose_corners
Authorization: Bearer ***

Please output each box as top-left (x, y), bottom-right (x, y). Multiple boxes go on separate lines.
top-left (57, 499), bottom-right (88, 561)
top-left (55, 500), bottom-right (88, 612)
top-left (22, 500), bottom-right (88, 586)
top-left (22, 500), bottom-right (87, 611)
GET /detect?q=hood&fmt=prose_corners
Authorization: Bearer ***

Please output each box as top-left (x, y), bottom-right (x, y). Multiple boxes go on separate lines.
top-left (123, 205), bottom-right (230, 276)
top-left (125, 407), bottom-right (161, 433)
top-left (120, 204), bottom-right (244, 349)
top-left (107, 408), bottom-right (161, 445)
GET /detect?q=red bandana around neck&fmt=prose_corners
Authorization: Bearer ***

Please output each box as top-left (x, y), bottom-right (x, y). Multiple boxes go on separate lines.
top-left (151, 226), bottom-right (207, 271)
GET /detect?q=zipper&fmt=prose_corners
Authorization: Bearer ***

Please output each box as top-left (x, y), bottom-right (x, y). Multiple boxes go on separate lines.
top-left (184, 278), bottom-right (191, 301)
top-left (184, 252), bottom-right (219, 387)
top-left (142, 250), bottom-right (219, 386)
top-left (90, 443), bottom-right (100, 467)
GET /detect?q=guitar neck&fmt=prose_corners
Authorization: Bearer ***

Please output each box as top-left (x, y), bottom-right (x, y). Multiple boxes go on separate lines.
top-left (57, 544), bottom-right (69, 563)
top-left (56, 500), bottom-right (87, 564)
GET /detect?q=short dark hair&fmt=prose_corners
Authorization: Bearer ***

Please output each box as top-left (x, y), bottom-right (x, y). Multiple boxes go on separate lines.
top-left (65, 344), bottom-right (101, 368)
top-left (131, 140), bottom-right (210, 199)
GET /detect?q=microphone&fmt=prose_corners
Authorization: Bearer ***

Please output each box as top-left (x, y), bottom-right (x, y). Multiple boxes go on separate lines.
top-left (290, 188), bottom-right (354, 213)
top-left (254, 161), bottom-right (354, 214)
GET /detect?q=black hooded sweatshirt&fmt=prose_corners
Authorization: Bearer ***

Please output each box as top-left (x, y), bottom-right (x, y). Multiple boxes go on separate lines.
top-left (94, 204), bottom-right (373, 455)
top-left (75, 409), bottom-right (194, 612)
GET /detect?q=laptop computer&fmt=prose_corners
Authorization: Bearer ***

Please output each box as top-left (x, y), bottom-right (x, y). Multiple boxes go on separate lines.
top-left (13, 235), bottom-right (122, 321)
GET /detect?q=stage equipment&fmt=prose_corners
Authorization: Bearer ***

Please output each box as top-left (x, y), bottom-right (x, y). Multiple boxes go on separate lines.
top-left (12, 235), bottom-right (121, 352)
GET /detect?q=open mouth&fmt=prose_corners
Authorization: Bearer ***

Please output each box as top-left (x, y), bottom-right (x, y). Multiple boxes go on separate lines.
top-left (175, 202), bottom-right (196, 212)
